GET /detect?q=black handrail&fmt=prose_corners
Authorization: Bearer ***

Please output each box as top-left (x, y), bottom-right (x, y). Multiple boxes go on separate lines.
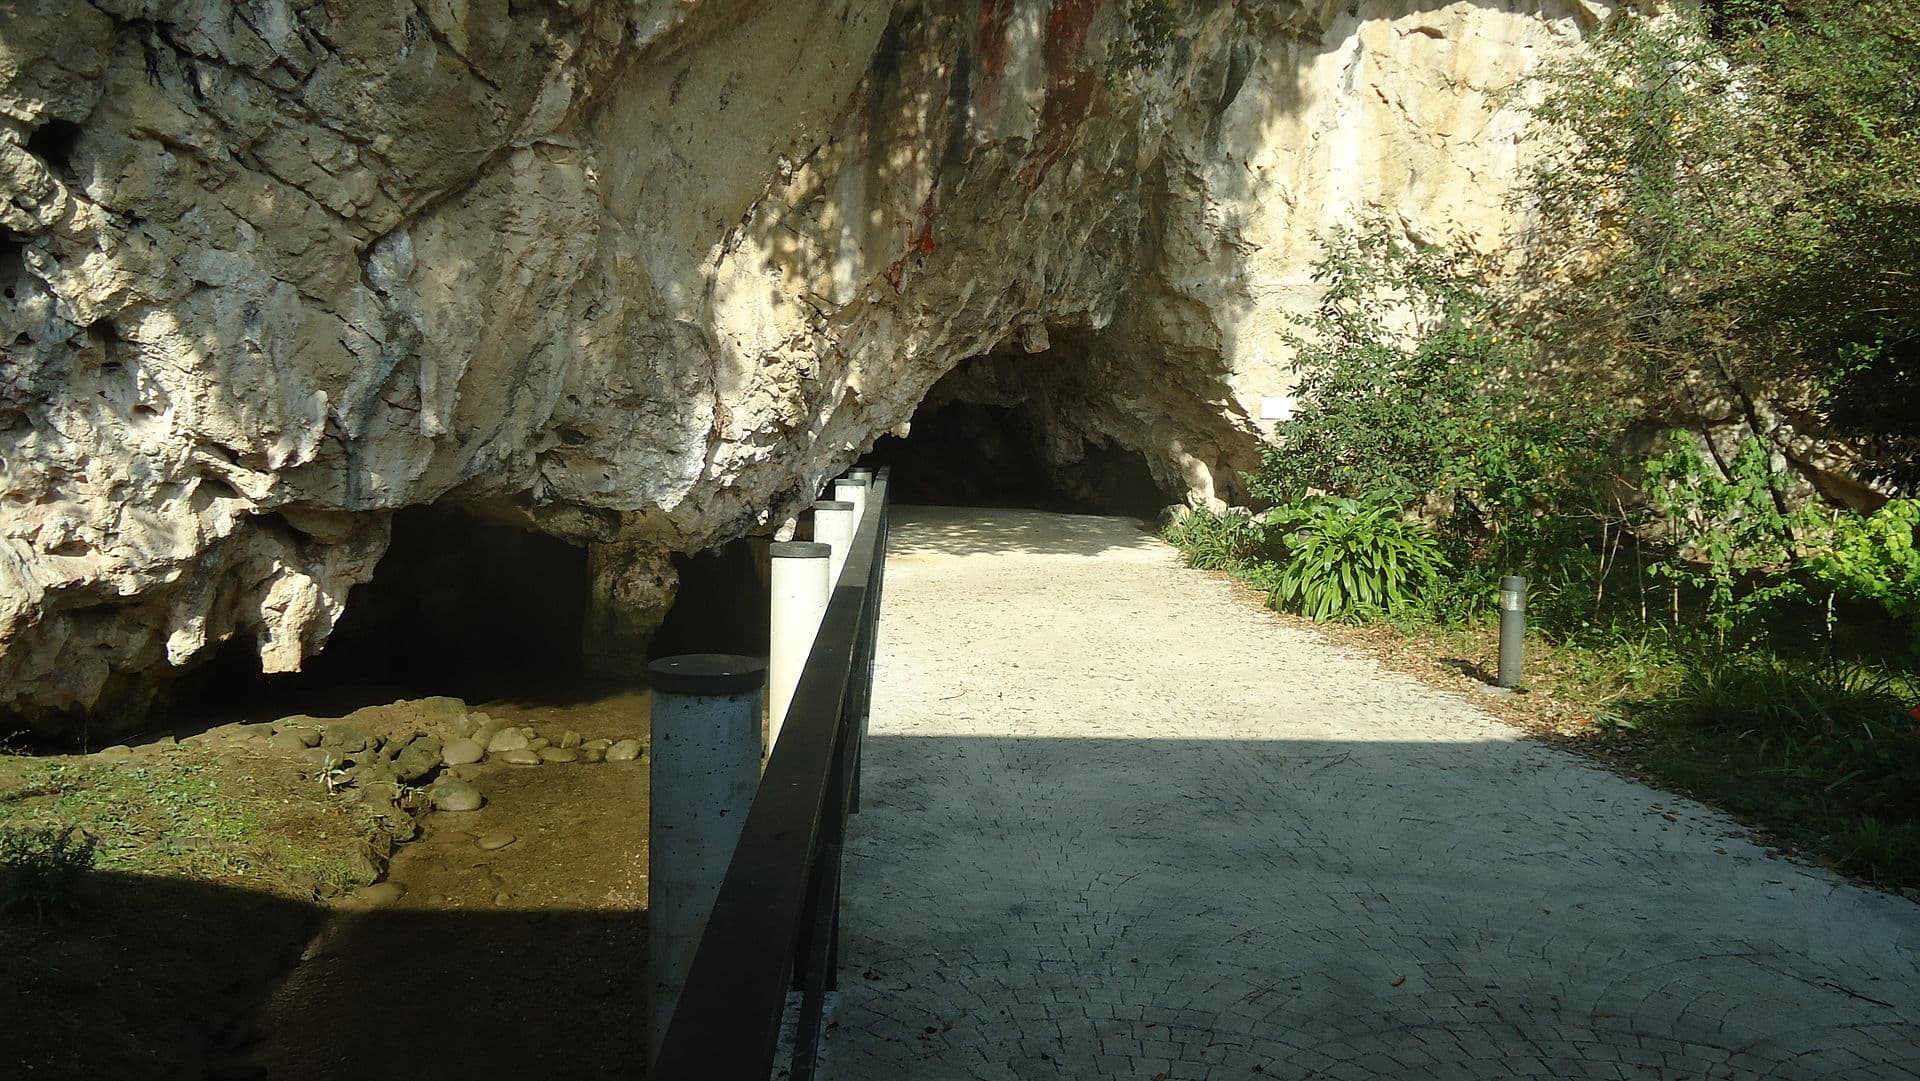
top-left (650, 468), bottom-right (891, 1080)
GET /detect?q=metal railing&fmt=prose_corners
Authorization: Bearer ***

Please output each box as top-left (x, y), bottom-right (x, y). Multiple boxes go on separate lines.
top-left (651, 468), bottom-right (891, 1080)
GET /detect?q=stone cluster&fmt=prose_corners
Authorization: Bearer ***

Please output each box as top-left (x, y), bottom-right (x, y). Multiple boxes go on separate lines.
top-left (247, 696), bottom-right (645, 821)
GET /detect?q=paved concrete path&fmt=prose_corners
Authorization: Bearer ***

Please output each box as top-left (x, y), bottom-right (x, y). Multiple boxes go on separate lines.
top-left (824, 506), bottom-right (1920, 1081)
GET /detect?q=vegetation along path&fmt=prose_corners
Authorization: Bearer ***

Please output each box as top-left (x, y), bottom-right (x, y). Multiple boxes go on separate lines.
top-left (826, 506), bottom-right (1920, 1081)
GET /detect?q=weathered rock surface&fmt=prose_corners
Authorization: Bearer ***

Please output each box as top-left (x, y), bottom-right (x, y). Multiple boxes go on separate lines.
top-left (430, 779), bottom-right (483, 813)
top-left (0, 0), bottom-right (1634, 730)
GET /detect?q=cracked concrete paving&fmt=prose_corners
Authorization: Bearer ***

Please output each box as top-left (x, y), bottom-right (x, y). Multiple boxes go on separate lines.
top-left (823, 506), bottom-right (1920, 1081)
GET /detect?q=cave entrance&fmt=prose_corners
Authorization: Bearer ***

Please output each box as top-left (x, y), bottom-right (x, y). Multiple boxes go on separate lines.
top-left (170, 506), bottom-right (597, 721)
top-left (304, 506), bottom-right (591, 699)
top-left (870, 353), bottom-right (1173, 520)
top-left (167, 505), bottom-right (770, 728)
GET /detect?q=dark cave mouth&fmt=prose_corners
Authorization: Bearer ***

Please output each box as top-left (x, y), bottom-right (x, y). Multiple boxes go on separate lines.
top-left (870, 396), bottom-right (1172, 521)
top-left (162, 506), bottom-right (769, 729)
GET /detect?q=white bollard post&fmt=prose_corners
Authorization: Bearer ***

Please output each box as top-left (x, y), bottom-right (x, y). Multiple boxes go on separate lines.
top-left (646, 654), bottom-right (766, 1063)
top-left (810, 499), bottom-right (856, 587)
top-left (834, 476), bottom-right (869, 532)
top-left (768, 541), bottom-right (831, 750)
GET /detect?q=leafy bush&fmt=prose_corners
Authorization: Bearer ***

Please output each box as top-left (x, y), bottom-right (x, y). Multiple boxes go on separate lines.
top-left (1808, 499), bottom-right (1920, 637)
top-left (1265, 497), bottom-right (1448, 621)
top-left (1641, 433), bottom-right (1819, 640)
top-left (1650, 654), bottom-right (1914, 740)
top-left (1515, 5), bottom-right (1920, 492)
top-left (1, 825), bottom-right (96, 922)
top-left (1251, 219), bottom-right (1622, 601)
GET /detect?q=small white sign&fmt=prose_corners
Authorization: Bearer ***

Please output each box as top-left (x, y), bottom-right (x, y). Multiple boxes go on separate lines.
top-left (1259, 395), bottom-right (1296, 421)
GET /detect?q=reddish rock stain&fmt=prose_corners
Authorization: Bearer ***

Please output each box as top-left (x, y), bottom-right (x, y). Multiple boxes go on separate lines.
top-left (976, 0), bottom-right (1016, 84)
top-left (1018, 0), bottom-right (1104, 189)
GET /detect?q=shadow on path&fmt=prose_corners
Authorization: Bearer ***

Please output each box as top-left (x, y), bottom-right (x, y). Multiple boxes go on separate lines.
top-left (1, 871), bottom-right (649, 1080)
top-left (834, 732), bottom-right (1920, 1081)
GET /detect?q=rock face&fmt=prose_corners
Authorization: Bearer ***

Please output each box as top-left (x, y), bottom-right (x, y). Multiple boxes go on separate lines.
top-left (0, 0), bottom-right (1626, 731)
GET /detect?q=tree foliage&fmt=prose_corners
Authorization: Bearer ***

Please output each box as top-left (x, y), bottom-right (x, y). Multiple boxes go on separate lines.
top-left (1515, 3), bottom-right (1920, 491)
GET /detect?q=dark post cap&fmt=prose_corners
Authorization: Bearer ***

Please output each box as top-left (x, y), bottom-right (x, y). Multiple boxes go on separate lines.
top-left (647, 654), bottom-right (767, 696)
top-left (1500, 576), bottom-right (1527, 592)
top-left (770, 541), bottom-right (830, 558)
top-left (811, 500), bottom-right (854, 511)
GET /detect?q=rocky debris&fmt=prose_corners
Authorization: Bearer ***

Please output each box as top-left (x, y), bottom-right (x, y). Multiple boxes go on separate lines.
top-left (354, 781), bottom-right (402, 811)
top-left (536, 747), bottom-right (578, 764)
top-left (349, 882), bottom-right (407, 909)
top-left (266, 732), bottom-right (313, 755)
top-left (390, 736), bottom-right (443, 784)
top-left (497, 749), bottom-right (541, 767)
top-left (92, 745), bottom-right (133, 761)
top-left (606, 740), bottom-right (643, 763)
top-left (486, 728), bottom-right (530, 754)
top-left (558, 730), bottom-right (583, 750)
top-left (468, 714), bottom-right (500, 740)
top-left (319, 726), bottom-right (372, 755)
top-left (270, 718), bottom-right (324, 744)
top-left (441, 739), bottom-right (486, 766)
top-left (431, 780), bottom-right (484, 813)
top-left (475, 831), bottom-right (517, 852)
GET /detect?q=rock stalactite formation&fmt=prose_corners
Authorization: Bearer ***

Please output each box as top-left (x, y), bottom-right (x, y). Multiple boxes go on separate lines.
top-left (1, 0), bottom-right (1628, 731)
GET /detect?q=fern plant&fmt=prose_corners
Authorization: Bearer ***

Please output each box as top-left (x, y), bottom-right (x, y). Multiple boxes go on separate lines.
top-left (1265, 497), bottom-right (1448, 621)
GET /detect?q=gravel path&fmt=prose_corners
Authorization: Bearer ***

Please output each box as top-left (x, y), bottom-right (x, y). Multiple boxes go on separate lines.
top-left (826, 506), bottom-right (1920, 1081)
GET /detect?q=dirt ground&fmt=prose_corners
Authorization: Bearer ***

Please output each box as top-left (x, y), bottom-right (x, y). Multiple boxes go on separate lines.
top-left (0, 685), bottom-right (656, 1081)
top-left (256, 688), bottom-right (654, 1080)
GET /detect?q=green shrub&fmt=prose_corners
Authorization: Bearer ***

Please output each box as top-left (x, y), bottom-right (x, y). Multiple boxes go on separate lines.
top-left (1642, 433), bottom-right (1821, 640)
top-left (1161, 507), bottom-right (1273, 571)
top-left (1251, 221), bottom-right (1619, 542)
top-left (1265, 497), bottom-right (1448, 621)
top-left (1622, 652), bottom-right (1920, 882)
top-left (1809, 499), bottom-right (1920, 638)
top-left (1651, 654), bottom-right (1912, 736)
top-left (1, 825), bottom-right (96, 922)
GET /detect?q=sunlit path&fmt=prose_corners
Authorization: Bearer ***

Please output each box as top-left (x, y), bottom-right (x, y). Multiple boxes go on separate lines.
top-left (826, 506), bottom-right (1920, 1081)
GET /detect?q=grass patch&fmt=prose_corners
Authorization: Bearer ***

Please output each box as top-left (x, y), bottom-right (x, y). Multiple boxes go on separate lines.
top-left (1624, 655), bottom-right (1920, 883)
top-left (0, 745), bottom-right (390, 904)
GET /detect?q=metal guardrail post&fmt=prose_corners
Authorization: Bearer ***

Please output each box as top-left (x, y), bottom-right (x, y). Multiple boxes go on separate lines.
top-left (811, 499), bottom-right (856, 585)
top-left (848, 495), bottom-right (887, 817)
top-left (833, 475), bottom-right (869, 530)
top-left (649, 468), bottom-right (890, 1081)
top-left (769, 542), bottom-right (832, 750)
top-left (646, 654), bottom-right (767, 1063)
